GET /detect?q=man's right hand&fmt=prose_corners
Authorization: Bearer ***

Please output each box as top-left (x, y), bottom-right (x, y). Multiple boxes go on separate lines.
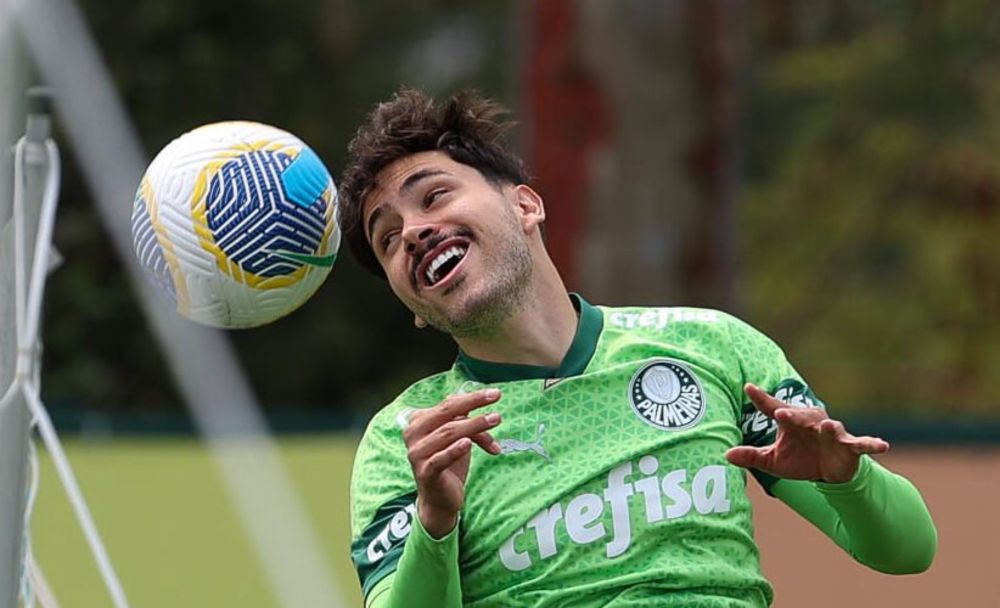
top-left (403, 388), bottom-right (503, 538)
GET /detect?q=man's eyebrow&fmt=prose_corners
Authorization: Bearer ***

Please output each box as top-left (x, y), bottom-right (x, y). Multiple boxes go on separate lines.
top-left (400, 169), bottom-right (450, 194)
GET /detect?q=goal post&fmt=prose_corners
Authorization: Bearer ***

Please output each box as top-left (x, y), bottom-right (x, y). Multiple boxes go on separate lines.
top-left (0, 86), bottom-right (130, 608)
top-left (0, 11), bottom-right (32, 605)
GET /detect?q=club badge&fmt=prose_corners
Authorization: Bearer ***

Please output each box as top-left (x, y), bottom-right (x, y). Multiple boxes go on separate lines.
top-left (629, 359), bottom-right (706, 431)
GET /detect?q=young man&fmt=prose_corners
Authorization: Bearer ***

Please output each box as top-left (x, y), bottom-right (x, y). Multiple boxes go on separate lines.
top-left (343, 89), bottom-right (936, 608)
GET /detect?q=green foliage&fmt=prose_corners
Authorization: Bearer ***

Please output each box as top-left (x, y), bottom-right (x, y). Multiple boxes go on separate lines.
top-left (43, 0), bottom-right (514, 413)
top-left (743, 1), bottom-right (1000, 413)
top-left (39, 1), bottom-right (1000, 418)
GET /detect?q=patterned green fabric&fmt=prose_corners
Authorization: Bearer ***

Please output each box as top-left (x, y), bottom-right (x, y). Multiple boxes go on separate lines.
top-left (350, 296), bottom-right (824, 607)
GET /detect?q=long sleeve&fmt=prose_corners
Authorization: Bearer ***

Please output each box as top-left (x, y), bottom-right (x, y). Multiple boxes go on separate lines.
top-left (366, 516), bottom-right (463, 608)
top-left (770, 455), bottom-right (937, 574)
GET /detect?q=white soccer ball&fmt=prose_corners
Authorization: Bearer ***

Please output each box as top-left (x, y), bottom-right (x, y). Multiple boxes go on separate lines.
top-left (131, 121), bottom-right (340, 328)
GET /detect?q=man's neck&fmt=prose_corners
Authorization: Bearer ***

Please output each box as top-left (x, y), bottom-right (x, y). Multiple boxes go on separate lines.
top-left (455, 272), bottom-right (578, 369)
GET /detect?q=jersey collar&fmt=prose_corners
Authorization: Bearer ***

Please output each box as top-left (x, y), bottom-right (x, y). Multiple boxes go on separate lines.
top-left (455, 293), bottom-right (603, 383)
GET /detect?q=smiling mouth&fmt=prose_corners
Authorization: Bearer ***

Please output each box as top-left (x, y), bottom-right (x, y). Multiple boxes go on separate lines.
top-left (415, 238), bottom-right (470, 289)
top-left (426, 245), bottom-right (467, 286)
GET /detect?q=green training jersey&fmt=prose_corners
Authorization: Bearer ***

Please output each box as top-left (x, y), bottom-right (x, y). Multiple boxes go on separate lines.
top-left (350, 295), bottom-right (824, 607)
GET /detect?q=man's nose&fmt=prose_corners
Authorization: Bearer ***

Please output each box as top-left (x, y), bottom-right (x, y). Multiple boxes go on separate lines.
top-left (403, 224), bottom-right (436, 254)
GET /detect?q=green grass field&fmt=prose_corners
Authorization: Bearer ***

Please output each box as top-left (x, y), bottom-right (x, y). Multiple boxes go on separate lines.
top-left (30, 435), bottom-right (364, 607)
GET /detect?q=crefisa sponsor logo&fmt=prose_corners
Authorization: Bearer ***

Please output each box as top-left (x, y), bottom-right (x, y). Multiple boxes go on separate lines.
top-left (366, 502), bottom-right (416, 562)
top-left (608, 308), bottom-right (719, 331)
top-left (629, 359), bottom-right (706, 431)
top-left (498, 458), bottom-right (732, 572)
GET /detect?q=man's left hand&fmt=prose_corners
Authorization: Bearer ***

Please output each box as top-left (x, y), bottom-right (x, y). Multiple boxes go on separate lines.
top-left (725, 383), bottom-right (890, 484)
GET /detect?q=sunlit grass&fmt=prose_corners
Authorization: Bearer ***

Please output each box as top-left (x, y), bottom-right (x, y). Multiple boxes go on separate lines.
top-left (30, 435), bottom-right (363, 607)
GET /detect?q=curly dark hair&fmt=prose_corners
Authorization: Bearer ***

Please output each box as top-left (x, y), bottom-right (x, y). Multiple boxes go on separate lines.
top-left (338, 88), bottom-right (529, 278)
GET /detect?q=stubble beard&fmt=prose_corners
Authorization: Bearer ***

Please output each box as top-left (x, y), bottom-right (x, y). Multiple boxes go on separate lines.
top-left (414, 231), bottom-right (533, 340)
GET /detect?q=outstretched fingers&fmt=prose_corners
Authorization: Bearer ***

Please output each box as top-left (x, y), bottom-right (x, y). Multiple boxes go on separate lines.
top-left (820, 419), bottom-right (890, 455)
top-left (407, 389), bottom-right (501, 432)
top-left (471, 430), bottom-right (503, 455)
top-left (773, 404), bottom-right (826, 428)
top-left (725, 445), bottom-right (773, 470)
top-left (408, 412), bottom-right (503, 461)
top-left (744, 384), bottom-right (783, 418)
top-left (421, 437), bottom-right (474, 478)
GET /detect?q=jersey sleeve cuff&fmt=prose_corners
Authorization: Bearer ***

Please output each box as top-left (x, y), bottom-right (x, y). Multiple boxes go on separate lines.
top-left (815, 455), bottom-right (873, 494)
top-left (387, 513), bottom-right (463, 606)
top-left (409, 513), bottom-right (461, 556)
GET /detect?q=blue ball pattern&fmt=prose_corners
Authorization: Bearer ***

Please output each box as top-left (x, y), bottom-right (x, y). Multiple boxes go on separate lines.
top-left (132, 189), bottom-right (177, 299)
top-left (205, 149), bottom-right (329, 277)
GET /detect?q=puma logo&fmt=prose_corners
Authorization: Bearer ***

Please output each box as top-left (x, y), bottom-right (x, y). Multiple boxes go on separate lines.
top-left (498, 423), bottom-right (550, 463)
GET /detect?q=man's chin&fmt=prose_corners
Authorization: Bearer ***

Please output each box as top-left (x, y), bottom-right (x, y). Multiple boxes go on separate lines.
top-left (442, 289), bottom-right (525, 339)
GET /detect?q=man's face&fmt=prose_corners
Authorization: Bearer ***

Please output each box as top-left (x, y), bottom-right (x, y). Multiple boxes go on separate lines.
top-left (362, 151), bottom-right (536, 337)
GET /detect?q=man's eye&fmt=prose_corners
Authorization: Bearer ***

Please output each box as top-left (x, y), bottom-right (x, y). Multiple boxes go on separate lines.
top-left (381, 231), bottom-right (399, 250)
top-left (424, 188), bottom-right (447, 207)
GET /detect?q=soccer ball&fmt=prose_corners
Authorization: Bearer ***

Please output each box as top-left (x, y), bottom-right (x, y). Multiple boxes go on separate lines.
top-left (131, 121), bottom-right (340, 329)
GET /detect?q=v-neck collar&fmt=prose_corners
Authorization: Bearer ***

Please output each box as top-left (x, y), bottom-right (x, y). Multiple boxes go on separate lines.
top-left (455, 293), bottom-right (603, 383)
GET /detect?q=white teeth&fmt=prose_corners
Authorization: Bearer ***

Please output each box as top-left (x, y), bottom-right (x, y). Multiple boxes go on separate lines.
top-left (425, 246), bottom-right (467, 285)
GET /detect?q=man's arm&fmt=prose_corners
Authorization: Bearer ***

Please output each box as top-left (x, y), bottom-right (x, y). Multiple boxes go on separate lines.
top-left (771, 456), bottom-right (937, 574)
top-left (354, 389), bottom-right (503, 608)
top-left (365, 518), bottom-right (462, 608)
top-left (721, 315), bottom-right (937, 573)
top-left (727, 384), bottom-right (937, 574)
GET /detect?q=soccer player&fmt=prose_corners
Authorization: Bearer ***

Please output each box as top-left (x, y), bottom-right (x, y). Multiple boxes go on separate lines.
top-left (343, 90), bottom-right (937, 607)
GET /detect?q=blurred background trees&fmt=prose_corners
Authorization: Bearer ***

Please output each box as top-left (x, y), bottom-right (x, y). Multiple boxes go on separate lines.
top-left (34, 0), bottom-right (1000, 424)
top-left (743, 0), bottom-right (1000, 414)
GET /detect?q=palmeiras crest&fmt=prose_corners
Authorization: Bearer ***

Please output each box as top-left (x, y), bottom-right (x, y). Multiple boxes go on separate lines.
top-left (628, 359), bottom-right (706, 431)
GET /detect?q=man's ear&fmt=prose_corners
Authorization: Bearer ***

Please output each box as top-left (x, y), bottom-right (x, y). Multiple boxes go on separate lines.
top-left (513, 185), bottom-right (545, 232)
